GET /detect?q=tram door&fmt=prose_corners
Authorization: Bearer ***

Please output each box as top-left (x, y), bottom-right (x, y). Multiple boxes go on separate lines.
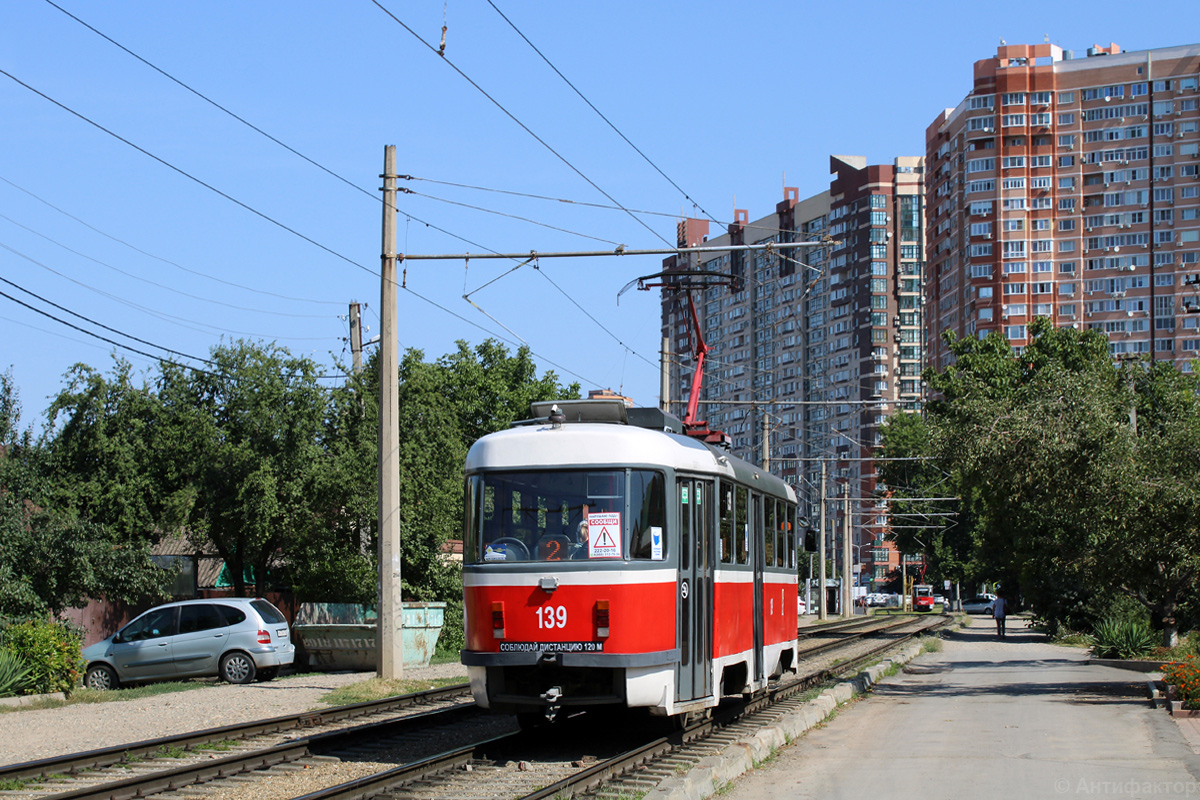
top-left (751, 493), bottom-right (765, 683)
top-left (677, 477), bottom-right (714, 702)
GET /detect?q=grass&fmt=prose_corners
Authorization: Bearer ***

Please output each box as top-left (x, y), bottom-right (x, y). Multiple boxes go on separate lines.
top-left (1053, 631), bottom-right (1094, 648)
top-left (0, 680), bottom-right (210, 714)
top-left (919, 636), bottom-right (943, 653)
top-left (318, 676), bottom-right (464, 706)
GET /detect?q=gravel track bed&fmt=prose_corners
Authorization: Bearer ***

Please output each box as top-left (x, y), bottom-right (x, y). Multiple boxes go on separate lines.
top-left (0, 663), bottom-right (470, 767)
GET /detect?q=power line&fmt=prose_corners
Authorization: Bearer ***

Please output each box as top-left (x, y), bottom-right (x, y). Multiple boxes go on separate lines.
top-left (369, 0), bottom-right (671, 248)
top-left (407, 190), bottom-right (622, 245)
top-left (407, 176), bottom-right (710, 223)
top-left (485, 0), bottom-right (720, 227)
top-left (402, 284), bottom-right (657, 405)
top-left (0, 174), bottom-right (342, 307)
top-left (0, 276), bottom-right (212, 367)
top-left (38, 2), bottom-right (496, 258)
top-left (0, 213), bottom-right (331, 319)
top-left (0, 67), bottom-right (375, 277)
top-left (1, 241), bottom-right (332, 342)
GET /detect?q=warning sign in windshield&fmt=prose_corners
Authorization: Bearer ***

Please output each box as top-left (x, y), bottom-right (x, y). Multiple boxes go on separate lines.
top-left (587, 512), bottom-right (622, 559)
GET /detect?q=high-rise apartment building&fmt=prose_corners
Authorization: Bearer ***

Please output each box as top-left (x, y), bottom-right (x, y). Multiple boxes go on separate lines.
top-left (659, 155), bottom-right (924, 590)
top-left (926, 42), bottom-right (1200, 368)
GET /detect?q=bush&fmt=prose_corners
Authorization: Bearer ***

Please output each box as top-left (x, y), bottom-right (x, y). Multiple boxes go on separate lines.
top-left (0, 649), bottom-right (32, 698)
top-left (0, 619), bottom-right (83, 695)
top-left (1161, 656), bottom-right (1200, 710)
top-left (1090, 618), bottom-right (1157, 660)
top-left (434, 599), bottom-right (464, 661)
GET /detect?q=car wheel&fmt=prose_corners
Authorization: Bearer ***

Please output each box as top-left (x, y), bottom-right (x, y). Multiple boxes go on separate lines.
top-left (84, 663), bottom-right (119, 691)
top-left (255, 667), bottom-right (279, 682)
top-left (219, 652), bottom-right (257, 684)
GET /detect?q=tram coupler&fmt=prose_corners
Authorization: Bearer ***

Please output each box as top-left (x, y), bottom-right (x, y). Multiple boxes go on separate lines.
top-left (540, 686), bottom-right (563, 722)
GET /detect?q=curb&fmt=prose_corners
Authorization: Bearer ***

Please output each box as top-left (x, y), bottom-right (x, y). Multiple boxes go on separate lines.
top-left (642, 640), bottom-right (927, 800)
top-left (0, 690), bottom-right (69, 708)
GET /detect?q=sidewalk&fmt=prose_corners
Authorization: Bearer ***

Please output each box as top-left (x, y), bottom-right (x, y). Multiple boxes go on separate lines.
top-left (721, 617), bottom-right (1200, 799)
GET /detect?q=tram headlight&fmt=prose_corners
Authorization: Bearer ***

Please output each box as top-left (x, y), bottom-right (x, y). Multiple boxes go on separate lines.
top-left (491, 601), bottom-right (505, 639)
top-left (594, 599), bottom-right (610, 639)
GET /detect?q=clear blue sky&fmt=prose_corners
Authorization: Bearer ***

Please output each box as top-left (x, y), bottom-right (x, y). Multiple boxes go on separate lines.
top-left (1, 1), bottom-right (1194, 427)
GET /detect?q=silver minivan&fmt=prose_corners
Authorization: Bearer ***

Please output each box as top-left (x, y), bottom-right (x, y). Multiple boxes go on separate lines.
top-left (81, 598), bottom-right (295, 690)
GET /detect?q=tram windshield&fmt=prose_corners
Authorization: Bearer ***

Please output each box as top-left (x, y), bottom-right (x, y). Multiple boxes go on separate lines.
top-left (464, 469), bottom-right (666, 564)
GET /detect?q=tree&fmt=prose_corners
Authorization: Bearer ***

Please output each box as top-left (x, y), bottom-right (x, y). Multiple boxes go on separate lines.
top-left (877, 412), bottom-right (973, 599)
top-left (157, 341), bottom-right (327, 598)
top-left (42, 360), bottom-right (166, 541)
top-left (1, 369), bottom-right (168, 620)
top-left (922, 318), bottom-right (1200, 644)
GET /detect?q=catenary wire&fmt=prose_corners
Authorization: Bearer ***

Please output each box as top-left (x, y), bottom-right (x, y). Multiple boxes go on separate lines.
top-left (369, 0), bottom-right (672, 248)
top-left (26, 7), bottom-right (685, 392)
top-left (39, 1), bottom-right (498, 258)
top-left (484, 0), bottom-right (721, 228)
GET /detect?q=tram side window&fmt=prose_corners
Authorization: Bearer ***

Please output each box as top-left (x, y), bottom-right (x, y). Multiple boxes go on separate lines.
top-left (629, 470), bottom-right (667, 560)
top-left (787, 504), bottom-right (798, 569)
top-left (735, 486), bottom-right (749, 565)
top-left (772, 499), bottom-right (787, 568)
top-left (762, 497), bottom-right (775, 567)
top-left (719, 485), bottom-right (734, 564)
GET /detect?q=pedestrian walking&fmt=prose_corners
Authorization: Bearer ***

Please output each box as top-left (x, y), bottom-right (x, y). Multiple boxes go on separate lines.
top-left (993, 593), bottom-right (1007, 639)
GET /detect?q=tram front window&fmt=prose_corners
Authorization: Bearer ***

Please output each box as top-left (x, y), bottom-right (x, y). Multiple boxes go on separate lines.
top-left (466, 469), bottom-right (665, 563)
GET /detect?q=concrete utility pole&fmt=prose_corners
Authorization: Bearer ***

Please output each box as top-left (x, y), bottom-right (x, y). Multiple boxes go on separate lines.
top-left (761, 414), bottom-right (769, 471)
top-left (349, 301), bottom-right (363, 374)
top-left (818, 461), bottom-right (828, 621)
top-left (378, 145), bottom-right (403, 680)
top-left (842, 481), bottom-right (852, 619)
top-left (660, 335), bottom-right (670, 412)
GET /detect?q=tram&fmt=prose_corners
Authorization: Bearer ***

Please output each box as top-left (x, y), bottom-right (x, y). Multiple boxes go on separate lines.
top-left (460, 398), bottom-right (807, 723)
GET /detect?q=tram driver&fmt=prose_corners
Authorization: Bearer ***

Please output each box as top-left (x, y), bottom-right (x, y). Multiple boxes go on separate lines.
top-left (570, 520), bottom-right (590, 559)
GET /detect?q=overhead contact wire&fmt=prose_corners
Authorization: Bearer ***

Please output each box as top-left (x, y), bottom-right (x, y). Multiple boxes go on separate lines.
top-left (369, 0), bottom-right (671, 248)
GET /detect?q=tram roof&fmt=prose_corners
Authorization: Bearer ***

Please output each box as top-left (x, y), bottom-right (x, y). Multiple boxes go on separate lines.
top-left (465, 403), bottom-right (795, 502)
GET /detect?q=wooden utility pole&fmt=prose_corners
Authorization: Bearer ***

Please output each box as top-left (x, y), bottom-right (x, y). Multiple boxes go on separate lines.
top-left (349, 301), bottom-right (363, 374)
top-left (818, 461), bottom-right (828, 620)
top-left (842, 481), bottom-right (852, 619)
top-left (378, 145), bottom-right (403, 680)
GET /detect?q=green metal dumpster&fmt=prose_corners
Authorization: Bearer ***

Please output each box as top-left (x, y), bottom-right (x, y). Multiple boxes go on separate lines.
top-left (292, 602), bottom-right (445, 671)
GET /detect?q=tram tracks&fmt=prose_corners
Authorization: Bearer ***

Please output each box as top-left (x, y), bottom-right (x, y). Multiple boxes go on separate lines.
top-left (3, 615), bottom-right (947, 800)
top-left (0, 684), bottom-right (479, 800)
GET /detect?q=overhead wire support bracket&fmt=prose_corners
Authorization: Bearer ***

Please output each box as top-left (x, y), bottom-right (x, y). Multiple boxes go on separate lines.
top-left (399, 240), bottom-right (832, 262)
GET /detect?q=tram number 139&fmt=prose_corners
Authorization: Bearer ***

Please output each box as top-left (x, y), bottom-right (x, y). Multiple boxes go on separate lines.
top-left (536, 605), bottom-right (568, 629)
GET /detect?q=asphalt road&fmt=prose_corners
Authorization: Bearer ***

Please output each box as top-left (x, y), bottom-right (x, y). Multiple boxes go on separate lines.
top-left (720, 617), bottom-right (1200, 800)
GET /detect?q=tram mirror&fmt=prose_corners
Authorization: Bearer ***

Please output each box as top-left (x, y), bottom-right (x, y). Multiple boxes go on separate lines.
top-left (804, 528), bottom-right (819, 553)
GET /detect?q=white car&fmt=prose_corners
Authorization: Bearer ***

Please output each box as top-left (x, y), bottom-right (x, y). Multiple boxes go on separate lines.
top-left (961, 594), bottom-right (997, 615)
top-left (798, 597), bottom-right (808, 615)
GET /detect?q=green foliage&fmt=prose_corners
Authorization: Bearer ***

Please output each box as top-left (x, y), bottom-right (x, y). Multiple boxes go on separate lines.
top-left (44, 361), bottom-right (166, 540)
top-left (6, 338), bottom-right (577, 621)
top-left (1, 619), bottom-right (82, 695)
top-left (1090, 618), bottom-right (1157, 660)
top-left (157, 340), bottom-right (330, 598)
top-left (0, 504), bottom-right (170, 619)
top-left (919, 318), bottom-right (1200, 646)
top-left (435, 599), bottom-right (465, 660)
top-left (0, 649), bottom-right (32, 698)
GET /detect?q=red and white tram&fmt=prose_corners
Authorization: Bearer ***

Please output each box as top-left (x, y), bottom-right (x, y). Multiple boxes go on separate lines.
top-left (461, 399), bottom-right (805, 722)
